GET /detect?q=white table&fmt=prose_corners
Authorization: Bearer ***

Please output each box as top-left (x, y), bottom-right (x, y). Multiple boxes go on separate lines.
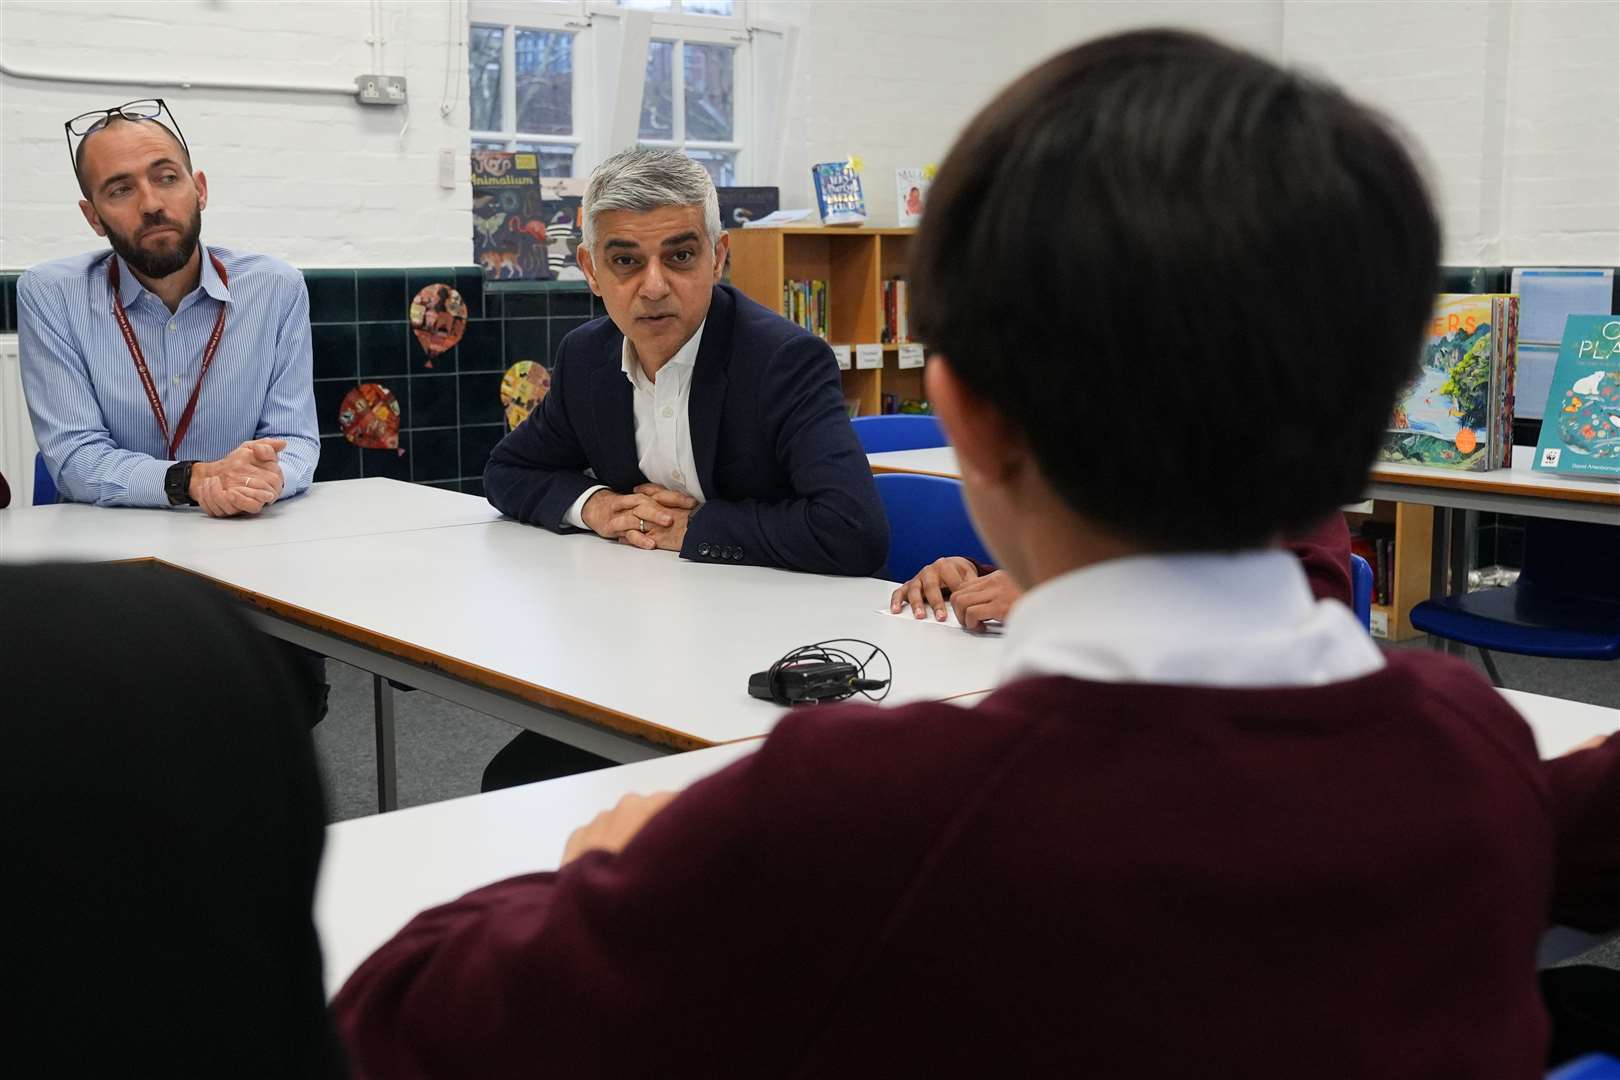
top-left (167, 519), bottom-right (1003, 753)
top-left (869, 446), bottom-right (959, 479)
top-left (1366, 445), bottom-right (1620, 526)
top-left (0, 478), bottom-right (500, 564)
top-left (316, 740), bottom-right (759, 996)
top-left (871, 445), bottom-right (1620, 525)
top-left (314, 686), bottom-right (1617, 998)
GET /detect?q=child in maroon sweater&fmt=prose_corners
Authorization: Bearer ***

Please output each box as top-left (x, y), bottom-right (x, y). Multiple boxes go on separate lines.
top-left (334, 30), bottom-right (1620, 1077)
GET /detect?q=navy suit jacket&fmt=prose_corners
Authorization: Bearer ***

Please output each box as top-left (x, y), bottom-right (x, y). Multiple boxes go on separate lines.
top-left (484, 284), bottom-right (889, 576)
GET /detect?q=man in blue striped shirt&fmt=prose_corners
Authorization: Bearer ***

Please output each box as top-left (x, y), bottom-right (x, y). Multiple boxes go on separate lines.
top-left (18, 109), bottom-right (318, 514)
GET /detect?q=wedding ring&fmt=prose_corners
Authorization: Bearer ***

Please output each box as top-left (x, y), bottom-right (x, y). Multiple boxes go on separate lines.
top-left (638, 517), bottom-right (648, 533)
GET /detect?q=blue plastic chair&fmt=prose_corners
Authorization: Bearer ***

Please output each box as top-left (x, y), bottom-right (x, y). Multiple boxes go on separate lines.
top-left (1350, 552), bottom-right (1373, 631)
top-left (872, 473), bottom-right (992, 583)
top-left (1409, 518), bottom-right (1620, 685)
top-left (32, 451), bottom-right (58, 506)
top-left (1549, 1054), bottom-right (1620, 1079)
top-left (850, 414), bottom-right (946, 453)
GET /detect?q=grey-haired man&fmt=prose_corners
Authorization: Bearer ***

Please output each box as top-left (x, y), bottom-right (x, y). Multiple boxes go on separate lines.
top-left (480, 147), bottom-right (888, 788)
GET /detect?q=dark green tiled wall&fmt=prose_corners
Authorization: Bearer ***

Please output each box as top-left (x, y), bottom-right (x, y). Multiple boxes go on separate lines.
top-left (0, 265), bottom-right (602, 496)
top-left (301, 267), bottom-right (603, 495)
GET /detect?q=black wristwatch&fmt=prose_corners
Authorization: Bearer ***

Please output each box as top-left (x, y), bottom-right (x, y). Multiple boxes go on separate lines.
top-left (165, 461), bottom-right (198, 507)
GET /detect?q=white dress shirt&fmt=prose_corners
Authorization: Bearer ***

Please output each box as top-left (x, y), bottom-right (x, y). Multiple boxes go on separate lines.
top-left (564, 321), bottom-right (709, 529)
top-left (1000, 549), bottom-right (1385, 688)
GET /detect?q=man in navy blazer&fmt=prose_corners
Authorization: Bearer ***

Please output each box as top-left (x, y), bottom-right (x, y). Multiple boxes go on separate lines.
top-left (480, 148), bottom-right (888, 789)
top-left (484, 148), bottom-right (887, 578)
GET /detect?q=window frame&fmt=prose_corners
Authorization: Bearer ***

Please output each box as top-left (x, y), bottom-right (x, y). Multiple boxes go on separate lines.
top-left (633, 20), bottom-right (752, 184)
top-left (591, 0), bottom-right (747, 30)
top-left (468, 3), bottom-right (594, 173)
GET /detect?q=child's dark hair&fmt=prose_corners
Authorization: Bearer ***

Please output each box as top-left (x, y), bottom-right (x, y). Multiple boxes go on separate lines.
top-left (911, 29), bottom-right (1440, 550)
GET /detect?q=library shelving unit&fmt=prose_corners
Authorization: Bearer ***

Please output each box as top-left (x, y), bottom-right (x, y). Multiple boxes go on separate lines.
top-left (727, 225), bottom-right (922, 416)
top-left (1343, 500), bottom-right (1433, 641)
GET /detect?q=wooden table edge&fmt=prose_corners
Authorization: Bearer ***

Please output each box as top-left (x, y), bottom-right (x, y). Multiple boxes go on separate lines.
top-left (870, 463), bottom-right (960, 479)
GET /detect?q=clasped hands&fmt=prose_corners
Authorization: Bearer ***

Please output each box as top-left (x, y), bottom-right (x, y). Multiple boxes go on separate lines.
top-left (189, 438), bottom-right (287, 517)
top-left (580, 483), bottom-right (696, 552)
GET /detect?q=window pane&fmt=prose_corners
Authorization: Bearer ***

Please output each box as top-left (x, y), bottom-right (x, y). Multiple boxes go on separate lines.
top-left (683, 0), bottom-right (736, 13)
top-left (515, 29), bottom-right (573, 136)
top-left (469, 26), bottom-right (504, 132)
top-left (685, 148), bottom-right (736, 186)
top-left (515, 143), bottom-right (576, 177)
top-left (639, 40), bottom-right (675, 140)
top-left (684, 43), bottom-right (734, 141)
top-left (472, 139), bottom-right (508, 152)
top-left (616, 0), bottom-right (672, 9)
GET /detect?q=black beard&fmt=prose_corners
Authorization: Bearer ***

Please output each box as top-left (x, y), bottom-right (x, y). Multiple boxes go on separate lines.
top-left (104, 203), bottom-right (202, 280)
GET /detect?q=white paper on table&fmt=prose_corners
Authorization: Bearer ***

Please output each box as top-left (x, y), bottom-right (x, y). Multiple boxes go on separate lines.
top-left (855, 344), bottom-right (883, 370)
top-left (876, 606), bottom-right (1005, 634)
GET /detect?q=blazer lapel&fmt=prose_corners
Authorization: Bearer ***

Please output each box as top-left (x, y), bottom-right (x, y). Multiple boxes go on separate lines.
top-left (689, 285), bottom-right (734, 496)
top-left (589, 330), bottom-right (644, 488)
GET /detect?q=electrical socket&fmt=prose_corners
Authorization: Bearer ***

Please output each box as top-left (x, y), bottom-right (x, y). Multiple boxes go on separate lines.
top-left (355, 75), bottom-right (408, 106)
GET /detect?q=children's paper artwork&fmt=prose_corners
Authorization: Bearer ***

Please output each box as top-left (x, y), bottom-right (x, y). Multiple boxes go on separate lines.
top-left (409, 284), bottom-right (467, 367)
top-left (339, 383), bottom-right (403, 454)
top-left (500, 361), bottom-right (552, 431)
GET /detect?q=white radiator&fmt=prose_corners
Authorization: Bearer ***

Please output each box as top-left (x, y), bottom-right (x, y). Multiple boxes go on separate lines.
top-left (0, 333), bottom-right (41, 506)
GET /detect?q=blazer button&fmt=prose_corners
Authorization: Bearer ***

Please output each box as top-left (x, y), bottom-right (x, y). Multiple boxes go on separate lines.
top-left (732, 547), bottom-right (743, 560)
top-left (719, 545), bottom-right (732, 560)
top-left (698, 543), bottom-right (711, 557)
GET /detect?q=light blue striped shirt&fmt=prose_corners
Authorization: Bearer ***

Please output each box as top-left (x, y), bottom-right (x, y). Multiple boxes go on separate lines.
top-left (17, 243), bottom-right (319, 507)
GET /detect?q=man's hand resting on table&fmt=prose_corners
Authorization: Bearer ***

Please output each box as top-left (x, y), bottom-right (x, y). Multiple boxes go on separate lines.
top-left (561, 791), bottom-right (679, 865)
top-left (580, 483), bottom-right (696, 553)
top-left (189, 438), bottom-right (287, 518)
top-left (890, 556), bottom-right (1022, 631)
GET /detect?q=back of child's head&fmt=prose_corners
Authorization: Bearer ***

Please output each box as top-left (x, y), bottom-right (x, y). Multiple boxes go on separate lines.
top-left (911, 29), bottom-right (1439, 550)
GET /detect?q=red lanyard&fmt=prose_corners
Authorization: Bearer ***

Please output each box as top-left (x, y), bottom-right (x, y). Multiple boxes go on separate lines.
top-left (107, 252), bottom-right (230, 460)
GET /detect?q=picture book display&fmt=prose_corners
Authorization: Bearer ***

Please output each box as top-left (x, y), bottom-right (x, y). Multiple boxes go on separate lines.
top-left (1508, 268), bottom-right (1614, 419)
top-left (1379, 293), bottom-right (1518, 472)
top-left (894, 167), bottom-right (930, 227)
top-left (538, 178), bottom-right (587, 281)
top-left (471, 151), bottom-right (548, 281)
top-left (811, 161), bottom-right (867, 226)
top-left (1533, 314), bottom-right (1620, 479)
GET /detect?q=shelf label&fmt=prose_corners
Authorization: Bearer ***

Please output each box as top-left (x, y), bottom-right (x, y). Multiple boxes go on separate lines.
top-left (855, 343), bottom-right (883, 370)
top-left (830, 344), bottom-right (852, 371)
top-left (897, 343), bottom-right (925, 370)
top-left (1369, 608), bottom-right (1389, 639)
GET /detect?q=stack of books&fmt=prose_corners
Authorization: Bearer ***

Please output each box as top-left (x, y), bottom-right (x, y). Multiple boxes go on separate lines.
top-left (783, 279), bottom-right (829, 339)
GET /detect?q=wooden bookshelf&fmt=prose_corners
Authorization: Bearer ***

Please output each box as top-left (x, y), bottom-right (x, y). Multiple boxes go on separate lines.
top-left (1344, 500), bottom-right (1434, 641)
top-left (727, 225), bottom-right (922, 416)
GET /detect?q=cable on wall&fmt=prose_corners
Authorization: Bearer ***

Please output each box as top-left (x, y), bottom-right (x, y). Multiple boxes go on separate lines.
top-left (0, 55), bottom-right (355, 97)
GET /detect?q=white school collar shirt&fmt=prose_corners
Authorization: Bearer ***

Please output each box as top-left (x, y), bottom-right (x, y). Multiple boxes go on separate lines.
top-left (999, 549), bottom-right (1385, 689)
top-left (564, 321), bottom-right (708, 529)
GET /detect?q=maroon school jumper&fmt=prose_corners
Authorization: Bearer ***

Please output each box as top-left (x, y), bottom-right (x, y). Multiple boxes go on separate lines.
top-left (333, 651), bottom-right (1620, 1078)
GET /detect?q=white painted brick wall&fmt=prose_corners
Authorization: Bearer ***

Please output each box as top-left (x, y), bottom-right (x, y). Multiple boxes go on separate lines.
top-left (3, 0), bottom-right (1614, 269)
top-left (0, 0), bottom-right (471, 269)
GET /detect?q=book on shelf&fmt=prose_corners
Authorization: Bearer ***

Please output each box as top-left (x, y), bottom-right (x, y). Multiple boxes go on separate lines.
top-left (1354, 521), bottom-right (1396, 608)
top-left (882, 278), bottom-right (910, 344)
top-left (471, 151), bottom-right (549, 281)
top-left (811, 161), bottom-right (867, 226)
top-left (718, 186), bottom-right (781, 229)
top-left (895, 167), bottom-right (930, 227)
top-left (1532, 314), bottom-right (1620, 480)
top-left (1378, 294), bottom-right (1518, 472)
top-left (782, 279), bottom-right (830, 338)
